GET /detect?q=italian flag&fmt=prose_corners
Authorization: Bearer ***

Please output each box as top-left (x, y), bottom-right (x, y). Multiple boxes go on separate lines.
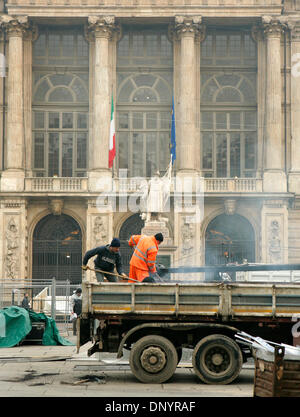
top-left (109, 95), bottom-right (116, 168)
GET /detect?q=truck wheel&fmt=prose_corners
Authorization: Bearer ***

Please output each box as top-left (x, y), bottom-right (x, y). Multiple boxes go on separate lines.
top-left (129, 335), bottom-right (178, 383)
top-left (192, 334), bottom-right (243, 385)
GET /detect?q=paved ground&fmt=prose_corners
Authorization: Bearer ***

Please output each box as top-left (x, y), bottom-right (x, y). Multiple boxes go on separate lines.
top-left (0, 325), bottom-right (255, 398)
top-left (0, 347), bottom-right (255, 397)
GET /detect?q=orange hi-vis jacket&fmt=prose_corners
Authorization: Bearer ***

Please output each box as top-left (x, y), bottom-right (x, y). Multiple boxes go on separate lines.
top-left (128, 235), bottom-right (158, 273)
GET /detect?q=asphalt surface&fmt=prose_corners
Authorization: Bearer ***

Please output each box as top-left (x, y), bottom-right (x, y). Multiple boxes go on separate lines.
top-left (0, 326), bottom-right (255, 399)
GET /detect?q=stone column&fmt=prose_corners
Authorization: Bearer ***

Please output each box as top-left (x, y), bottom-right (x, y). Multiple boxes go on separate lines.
top-left (84, 199), bottom-right (113, 283)
top-left (289, 21), bottom-right (300, 194)
top-left (23, 25), bottom-right (37, 177)
top-left (175, 16), bottom-right (202, 175)
top-left (0, 16), bottom-right (29, 191)
top-left (86, 16), bottom-right (116, 191)
top-left (262, 16), bottom-right (287, 192)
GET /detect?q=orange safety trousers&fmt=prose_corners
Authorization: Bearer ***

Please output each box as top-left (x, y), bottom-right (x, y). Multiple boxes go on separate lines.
top-left (128, 265), bottom-right (150, 283)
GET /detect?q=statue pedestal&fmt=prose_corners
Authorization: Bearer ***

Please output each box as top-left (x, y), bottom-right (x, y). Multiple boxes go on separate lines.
top-left (141, 218), bottom-right (172, 246)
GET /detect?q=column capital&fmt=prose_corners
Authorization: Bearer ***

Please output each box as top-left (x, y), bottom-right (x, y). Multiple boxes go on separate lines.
top-left (0, 15), bottom-right (30, 37)
top-left (174, 16), bottom-right (203, 39)
top-left (23, 23), bottom-right (39, 42)
top-left (86, 15), bottom-right (118, 40)
top-left (287, 20), bottom-right (300, 41)
top-left (262, 15), bottom-right (288, 38)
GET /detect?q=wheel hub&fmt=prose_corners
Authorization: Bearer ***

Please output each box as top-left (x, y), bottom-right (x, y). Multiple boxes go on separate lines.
top-left (140, 347), bottom-right (166, 373)
top-left (211, 353), bottom-right (223, 366)
top-left (205, 347), bottom-right (230, 374)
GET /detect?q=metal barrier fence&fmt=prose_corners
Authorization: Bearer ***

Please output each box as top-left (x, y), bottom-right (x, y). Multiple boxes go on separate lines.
top-left (0, 278), bottom-right (81, 335)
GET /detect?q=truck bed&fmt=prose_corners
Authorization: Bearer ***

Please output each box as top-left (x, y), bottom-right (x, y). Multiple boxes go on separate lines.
top-left (82, 281), bottom-right (300, 321)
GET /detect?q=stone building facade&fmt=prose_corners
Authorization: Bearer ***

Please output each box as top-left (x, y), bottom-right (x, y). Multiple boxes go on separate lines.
top-left (0, 0), bottom-right (300, 285)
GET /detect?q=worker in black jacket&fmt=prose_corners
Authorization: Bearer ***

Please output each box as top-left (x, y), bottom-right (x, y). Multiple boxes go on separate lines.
top-left (82, 238), bottom-right (126, 282)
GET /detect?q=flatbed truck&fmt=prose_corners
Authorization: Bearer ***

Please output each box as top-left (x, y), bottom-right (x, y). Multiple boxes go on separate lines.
top-left (78, 264), bottom-right (300, 385)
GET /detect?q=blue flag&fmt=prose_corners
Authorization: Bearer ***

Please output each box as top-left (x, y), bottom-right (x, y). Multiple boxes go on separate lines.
top-left (170, 96), bottom-right (176, 164)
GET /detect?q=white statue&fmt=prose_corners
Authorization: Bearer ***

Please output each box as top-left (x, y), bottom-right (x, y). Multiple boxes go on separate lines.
top-left (140, 164), bottom-right (172, 223)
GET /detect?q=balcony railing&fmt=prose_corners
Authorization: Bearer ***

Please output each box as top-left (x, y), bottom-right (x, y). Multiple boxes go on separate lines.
top-left (25, 177), bottom-right (88, 192)
top-left (204, 178), bottom-right (263, 193)
top-left (24, 176), bottom-right (262, 193)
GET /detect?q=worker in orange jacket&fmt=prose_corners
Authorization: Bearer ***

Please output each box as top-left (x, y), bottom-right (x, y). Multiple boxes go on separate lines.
top-left (128, 233), bottom-right (164, 282)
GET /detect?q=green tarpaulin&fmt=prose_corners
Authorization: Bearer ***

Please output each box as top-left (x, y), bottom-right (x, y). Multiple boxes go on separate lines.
top-left (0, 306), bottom-right (74, 347)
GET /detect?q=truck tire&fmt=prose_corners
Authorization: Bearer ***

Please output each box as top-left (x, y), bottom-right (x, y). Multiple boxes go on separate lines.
top-left (129, 335), bottom-right (178, 383)
top-left (192, 334), bottom-right (243, 385)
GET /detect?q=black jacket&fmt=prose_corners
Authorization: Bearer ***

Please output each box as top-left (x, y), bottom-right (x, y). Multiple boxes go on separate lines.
top-left (83, 245), bottom-right (123, 274)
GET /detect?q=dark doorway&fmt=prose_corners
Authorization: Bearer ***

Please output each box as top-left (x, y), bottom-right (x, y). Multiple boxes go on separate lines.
top-left (119, 214), bottom-right (144, 275)
top-left (32, 214), bottom-right (82, 284)
top-left (205, 213), bottom-right (255, 266)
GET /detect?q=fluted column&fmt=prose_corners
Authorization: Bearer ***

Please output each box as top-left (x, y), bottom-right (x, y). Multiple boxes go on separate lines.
top-left (289, 21), bottom-right (300, 194)
top-left (24, 25), bottom-right (37, 177)
top-left (262, 16), bottom-right (287, 192)
top-left (175, 16), bottom-right (202, 173)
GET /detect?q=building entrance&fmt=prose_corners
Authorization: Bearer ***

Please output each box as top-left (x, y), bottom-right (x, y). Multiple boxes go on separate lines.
top-left (32, 214), bottom-right (82, 284)
top-left (205, 213), bottom-right (255, 265)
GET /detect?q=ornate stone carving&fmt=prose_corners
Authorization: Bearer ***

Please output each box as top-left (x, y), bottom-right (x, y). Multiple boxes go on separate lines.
top-left (262, 16), bottom-right (288, 38)
top-left (93, 215), bottom-right (108, 246)
top-left (181, 220), bottom-right (195, 263)
top-left (0, 15), bottom-right (30, 37)
top-left (49, 199), bottom-right (64, 216)
top-left (174, 15), bottom-right (203, 38)
top-left (268, 220), bottom-right (282, 263)
top-left (224, 199), bottom-right (237, 216)
top-left (87, 15), bottom-right (117, 40)
top-left (5, 217), bottom-right (19, 280)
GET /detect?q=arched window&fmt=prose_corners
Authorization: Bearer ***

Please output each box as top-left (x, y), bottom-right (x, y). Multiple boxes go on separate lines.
top-left (116, 28), bottom-right (173, 177)
top-left (32, 28), bottom-right (89, 177)
top-left (205, 213), bottom-right (255, 264)
top-left (32, 214), bottom-right (82, 284)
top-left (201, 30), bottom-right (257, 178)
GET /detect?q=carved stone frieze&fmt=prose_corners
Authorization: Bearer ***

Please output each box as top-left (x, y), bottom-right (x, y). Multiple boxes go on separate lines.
top-left (92, 215), bottom-right (108, 246)
top-left (181, 219), bottom-right (195, 264)
top-left (5, 217), bottom-right (19, 280)
top-left (268, 219), bottom-right (282, 263)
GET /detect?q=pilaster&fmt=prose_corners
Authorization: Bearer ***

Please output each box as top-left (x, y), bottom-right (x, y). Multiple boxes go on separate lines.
top-left (261, 199), bottom-right (289, 264)
top-left (288, 20), bottom-right (300, 194)
top-left (0, 198), bottom-right (28, 284)
top-left (84, 198), bottom-right (114, 282)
